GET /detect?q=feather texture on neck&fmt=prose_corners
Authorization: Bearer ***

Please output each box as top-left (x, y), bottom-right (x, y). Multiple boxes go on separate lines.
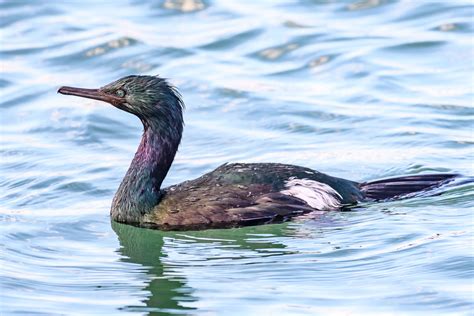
top-left (110, 80), bottom-right (184, 224)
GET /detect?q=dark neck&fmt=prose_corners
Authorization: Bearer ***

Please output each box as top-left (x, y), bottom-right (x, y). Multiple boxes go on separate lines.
top-left (111, 121), bottom-right (181, 224)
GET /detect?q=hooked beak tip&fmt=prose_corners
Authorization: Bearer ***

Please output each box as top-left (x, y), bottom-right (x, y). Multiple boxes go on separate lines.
top-left (57, 86), bottom-right (74, 95)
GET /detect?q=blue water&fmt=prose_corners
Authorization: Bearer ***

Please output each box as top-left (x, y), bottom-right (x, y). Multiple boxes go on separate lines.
top-left (1, 0), bottom-right (473, 315)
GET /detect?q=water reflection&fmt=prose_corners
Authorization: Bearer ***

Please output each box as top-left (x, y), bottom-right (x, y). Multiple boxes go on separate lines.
top-left (112, 221), bottom-right (304, 313)
top-left (111, 211), bottom-right (350, 313)
top-left (112, 221), bottom-right (196, 314)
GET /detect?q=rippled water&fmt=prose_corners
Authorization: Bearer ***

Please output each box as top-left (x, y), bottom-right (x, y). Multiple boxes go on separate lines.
top-left (1, 0), bottom-right (473, 315)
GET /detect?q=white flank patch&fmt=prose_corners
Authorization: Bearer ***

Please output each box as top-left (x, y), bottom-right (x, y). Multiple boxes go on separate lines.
top-left (281, 178), bottom-right (342, 210)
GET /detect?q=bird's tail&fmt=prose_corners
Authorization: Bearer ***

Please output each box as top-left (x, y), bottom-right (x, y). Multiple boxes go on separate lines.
top-left (360, 173), bottom-right (458, 201)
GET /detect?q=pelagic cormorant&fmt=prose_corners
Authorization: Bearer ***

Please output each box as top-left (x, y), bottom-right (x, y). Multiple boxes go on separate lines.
top-left (58, 75), bottom-right (457, 231)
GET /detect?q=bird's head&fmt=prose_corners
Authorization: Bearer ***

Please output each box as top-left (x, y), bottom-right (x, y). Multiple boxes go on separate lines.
top-left (58, 75), bottom-right (184, 130)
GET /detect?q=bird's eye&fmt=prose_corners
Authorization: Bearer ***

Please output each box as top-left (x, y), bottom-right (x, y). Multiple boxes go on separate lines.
top-left (115, 89), bottom-right (126, 97)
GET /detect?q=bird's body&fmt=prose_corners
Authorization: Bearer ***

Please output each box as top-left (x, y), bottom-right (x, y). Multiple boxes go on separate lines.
top-left (58, 75), bottom-right (457, 231)
top-left (142, 162), bottom-right (361, 230)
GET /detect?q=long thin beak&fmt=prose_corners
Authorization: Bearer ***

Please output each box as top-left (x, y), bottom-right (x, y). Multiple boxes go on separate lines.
top-left (58, 86), bottom-right (122, 105)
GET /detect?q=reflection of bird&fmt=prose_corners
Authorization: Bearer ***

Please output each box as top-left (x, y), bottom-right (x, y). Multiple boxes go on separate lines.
top-left (58, 75), bottom-right (457, 231)
top-left (111, 222), bottom-right (196, 313)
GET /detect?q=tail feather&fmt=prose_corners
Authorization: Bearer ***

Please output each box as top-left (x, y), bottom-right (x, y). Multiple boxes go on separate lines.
top-left (360, 174), bottom-right (458, 201)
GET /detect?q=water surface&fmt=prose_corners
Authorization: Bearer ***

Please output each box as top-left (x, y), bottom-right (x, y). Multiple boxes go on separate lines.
top-left (1, 0), bottom-right (473, 315)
